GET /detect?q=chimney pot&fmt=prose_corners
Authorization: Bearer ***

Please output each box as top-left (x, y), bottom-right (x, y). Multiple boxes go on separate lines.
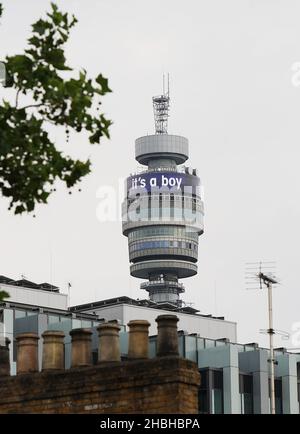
top-left (69, 328), bottom-right (92, 368)
top-left (156, 314), bottom-right (179, 357)
top-left (127, 320), bottom-right (150, 359)
top-left (16, 333), bottom-right (39, 374)
top-left (42, 330), bottom-right (65, 371)
top-left (97, 322), bottom-right (121, 362)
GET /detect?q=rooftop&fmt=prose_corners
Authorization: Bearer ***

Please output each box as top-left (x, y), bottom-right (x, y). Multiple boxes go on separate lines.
top-left (0, 300), bottom-right (97, 321)
top-left (70, 295), bottom-right (225, 321)
top-left (0, 275), bottom-right (59, 292)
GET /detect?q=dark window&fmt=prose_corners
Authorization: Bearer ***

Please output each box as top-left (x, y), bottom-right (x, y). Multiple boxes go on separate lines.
top-left (148, 193), bottom-right (151, 219)
top-left (239, 374), bottom-right (253, 414)
top-left (268, 378), bottom-right (283, 414)
top-left (198, 369), bottom-right (209, 414)
top-left (13, 339), bottom-right (17, 362)
top-left (170, 194), bottom-right (174, 218)
top-left (298, 362), bottom-right (300, 407)
top-left (275, 379), bottom-right (283, 414)
top-left (159, 194), bottom-right (162, 219)
top-left (212, 370), bottom-right (223, 414)
top-left (199, 369), bottom-right (223, 414)
top-left (213, 370), bottom-right (223, 389)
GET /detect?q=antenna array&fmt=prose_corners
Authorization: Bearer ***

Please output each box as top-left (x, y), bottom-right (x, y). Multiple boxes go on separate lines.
top-left (152, 73), bottom-right (170, 135)
top-left (245, 261), bottom-right (280, 415)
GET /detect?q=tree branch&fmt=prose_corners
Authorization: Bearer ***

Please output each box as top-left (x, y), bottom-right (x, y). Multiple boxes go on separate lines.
top-left (15, 89), bottom-right (20, 108)
top-left (41, 117), bottom-right (56, 126)
top-left (19, 103), bottom-right (48, 110)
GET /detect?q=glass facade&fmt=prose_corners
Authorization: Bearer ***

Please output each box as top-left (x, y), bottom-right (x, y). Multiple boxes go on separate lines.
top-left (198, 369), bottom-right (209, 414)
top-left (298, 363), bottom-right (300, 413)
top-left (129, 239), bottom-right (198, 253)
top-left (48, 314), bottom-right (60, 324)
top-left (197, 337), bottom-right (205, 350)
top-left (119, 330), bottom-right (129, 356)
top-left (149, 336), bottom-right (157, 358)
top-left (239, 373), bottom-right (253, 414)
top-left (204, 339), bottom-right (215, 349)
top-left (275, 379), bottom-right (283, 414)
top-left (1, 309), bottom-right (14, 373)
top-left (2, 302), bottom-right (300, 414)
top-left (198, 369), bottom-right (224, 414)
top-left (268, 378), bottom-right (283, 414)
top-left (128, 226), bottom-right (199, 241)
top-left (14, 310), bottom-right (26, 319)
top-left (82, 320), bottom-right (92, 328)
top-left (185, 335), bottom-right (197, 362)
top-left (129, 207), bottom-right (200, 222)
top-left (0, 303), bottom-right (100, 372)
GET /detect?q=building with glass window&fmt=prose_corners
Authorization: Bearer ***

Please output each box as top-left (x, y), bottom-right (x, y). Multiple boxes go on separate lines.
top-left (0, 275), bottom-right (100, 374)
top-left (71, 296), bottom-right (300, 414)
top-left (1, 277), bottom-right (300, 413)
top-left (1, 92), bottom-right (300, 414)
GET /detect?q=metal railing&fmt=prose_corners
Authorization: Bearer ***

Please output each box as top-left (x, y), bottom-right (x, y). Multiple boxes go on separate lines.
top-left (140, 280), bottom-right (185, 290)
top-left (130, 166), bottom-right (197, 176)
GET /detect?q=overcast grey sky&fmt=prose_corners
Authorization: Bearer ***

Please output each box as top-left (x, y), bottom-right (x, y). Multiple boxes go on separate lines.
top-left (1, 0), bottom-right (300, 348)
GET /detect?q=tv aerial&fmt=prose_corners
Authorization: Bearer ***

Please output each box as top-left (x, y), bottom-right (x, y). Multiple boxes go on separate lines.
top-left (152, 73), bottom-right (170, 135)
top-left (245, 261), bottom-right (281, 415)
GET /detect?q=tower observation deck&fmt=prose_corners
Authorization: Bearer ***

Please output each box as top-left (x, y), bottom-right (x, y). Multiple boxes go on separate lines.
top-left (122, 83), bottom-right (204, 306)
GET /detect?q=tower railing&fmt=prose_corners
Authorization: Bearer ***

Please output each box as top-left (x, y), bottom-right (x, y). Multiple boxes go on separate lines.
top-left (131, 166), bottom-right (197, 176)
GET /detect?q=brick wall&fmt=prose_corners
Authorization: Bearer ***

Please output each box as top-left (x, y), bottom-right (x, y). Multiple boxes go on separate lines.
top-left (0, 356), bottom-right (200, 414)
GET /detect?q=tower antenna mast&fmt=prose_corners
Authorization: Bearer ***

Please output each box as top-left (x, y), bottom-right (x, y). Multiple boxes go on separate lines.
top-left (153, 73), bottom-right (170, 135)
top-left (245, 261), bottom-right (278, 414)
top-left (258, 269), bottom-right (277, 415)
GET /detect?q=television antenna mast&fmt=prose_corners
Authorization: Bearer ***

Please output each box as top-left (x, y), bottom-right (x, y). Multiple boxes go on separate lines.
top-left (245, 261), bottom-right (279, 415)
top-left (152, 73), bottom-right (170, 135)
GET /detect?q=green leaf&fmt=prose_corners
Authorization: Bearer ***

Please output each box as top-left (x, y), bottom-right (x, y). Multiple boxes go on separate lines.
top-left (0, 2), bottom-right (112, 214)
top-left (95, 74), bottom-right (112, 94)
top-left (0, 290), bottom-right (9, 302)
top-left (32, 19), bottom-right (48, 35)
